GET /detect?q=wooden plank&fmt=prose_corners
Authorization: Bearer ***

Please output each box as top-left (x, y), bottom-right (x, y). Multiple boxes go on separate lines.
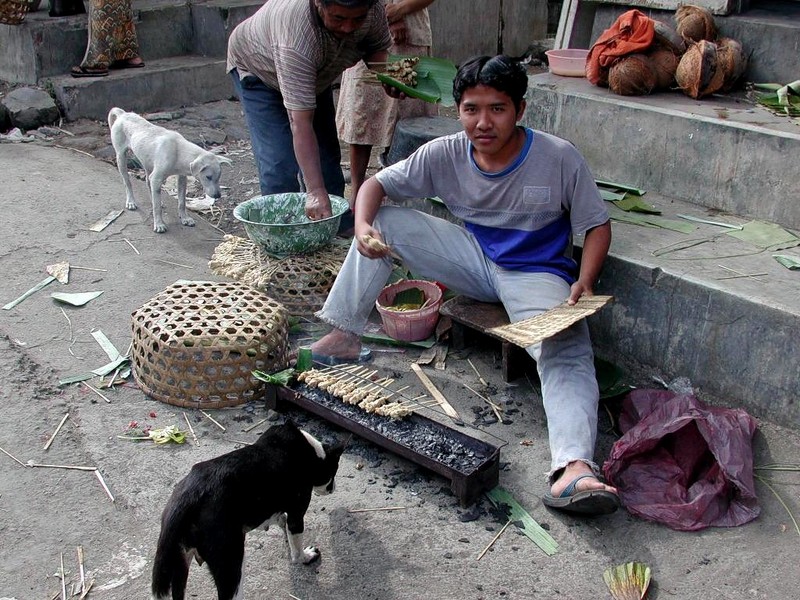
top-left (410, 363), bottom-right (461, 421)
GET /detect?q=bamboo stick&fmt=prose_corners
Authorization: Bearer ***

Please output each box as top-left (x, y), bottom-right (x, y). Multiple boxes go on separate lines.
top-left (77, 546), bottom-right (86, 594)
top-left (94, 469), bottom-right (115, 503)
top-left (243, 417), bottom-right (268, 433)
top-left (82, 381), bottom-right (111, 403)
top-left (476, 519), bottom-right (512, 561)
top-left (44, 413), bottom-right (70, 451)
top-left (0, 445), bottom-right (27, 467)
top-left (410, 363), bottom-right (461, 420)
top-left (200, 410), bottom-right (226, 431)
top-left (183, 412), bottom-right (200, 446)
top-left (60, 552), bottom-right (67, 600)
top-left (467, 358), bottom-right (488, 386)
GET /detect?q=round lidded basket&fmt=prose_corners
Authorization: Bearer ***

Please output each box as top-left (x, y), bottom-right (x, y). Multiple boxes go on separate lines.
top-left (233, 193), bottom-right (350, 258)
top-left (131, 281), bottom-right (289, 409)
top-left (375, 279), bottom-right (443, 342)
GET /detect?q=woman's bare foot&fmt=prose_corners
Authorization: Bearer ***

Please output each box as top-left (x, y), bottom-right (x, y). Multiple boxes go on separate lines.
top-left (550, 460), bottom-right (617, 497)
top-left (310, 328), bottom-right (362, 361)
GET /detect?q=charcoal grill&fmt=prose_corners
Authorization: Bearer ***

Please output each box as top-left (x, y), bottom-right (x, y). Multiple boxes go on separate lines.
top-left (276, 383), bottom-right (501, 506)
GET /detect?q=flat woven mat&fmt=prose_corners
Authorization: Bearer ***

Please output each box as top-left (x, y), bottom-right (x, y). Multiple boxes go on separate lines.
top-left (489, 295), bottom-right (613, 348)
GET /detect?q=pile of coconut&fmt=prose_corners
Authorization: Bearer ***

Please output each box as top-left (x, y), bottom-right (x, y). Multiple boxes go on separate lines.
top-left (605, 5), bottom-right (747, 99)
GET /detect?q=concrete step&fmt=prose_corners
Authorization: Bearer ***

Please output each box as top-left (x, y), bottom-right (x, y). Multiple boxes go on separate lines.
top-left (1, 0), bottom-right (260, 84)
top-left (523, 72), bottom-right (800, 231)
top-left (51, 55), bottom-right (234, 121)
top-left (590, 1), bottom-right (800, 84)
top-left (587, 189), bottom-right (800, 429)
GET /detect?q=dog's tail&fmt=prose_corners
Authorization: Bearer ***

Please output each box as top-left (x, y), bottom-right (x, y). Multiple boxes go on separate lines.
top-left (151, 497), bottom-right (191, 600)
top-left (107, 107), bottom-right (125, 130)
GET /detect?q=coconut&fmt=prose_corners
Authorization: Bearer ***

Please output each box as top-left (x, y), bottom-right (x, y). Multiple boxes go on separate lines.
top-left (648, 47), bottom-right (680, 89)
top-left (608, 54), bottom-right (658, 96)
top-left (676, 40), bottom-right (719, 98)
top-left (717, 37), bottom-right (748, 92)
top-left (675, 5), bottom-right (717, 43)
top-left (653, 20), bottom-right (686, 55)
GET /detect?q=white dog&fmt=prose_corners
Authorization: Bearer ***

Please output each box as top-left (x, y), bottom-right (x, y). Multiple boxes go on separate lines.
top-left (108, 107), bottom-right (232, 233)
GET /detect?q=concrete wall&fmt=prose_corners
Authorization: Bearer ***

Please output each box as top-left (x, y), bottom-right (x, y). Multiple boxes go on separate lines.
top-left (429, 0), bottom-right (549, 63)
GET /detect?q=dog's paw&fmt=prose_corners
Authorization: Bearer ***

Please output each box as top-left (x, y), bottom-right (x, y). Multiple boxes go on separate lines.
top-left (300, 546), bottom-right (321, 565)
top-left (153, 222), bottom-right (167, 233)
top-left (181, 216), bottom-right (196, 227)
top-left (126, 200), bottom-right (137, 210)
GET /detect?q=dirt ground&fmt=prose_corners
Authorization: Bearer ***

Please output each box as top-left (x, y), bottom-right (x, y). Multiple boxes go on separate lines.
top-left (1, 94), bottom-right (800, 600)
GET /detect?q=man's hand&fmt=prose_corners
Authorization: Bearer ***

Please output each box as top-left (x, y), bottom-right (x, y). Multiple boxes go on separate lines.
top-left (567, 280), bottom-right (594, 305)
top-left (355, 227), bottom-right (391, 259)
top-left (305, 189), bottom-right (333, 221)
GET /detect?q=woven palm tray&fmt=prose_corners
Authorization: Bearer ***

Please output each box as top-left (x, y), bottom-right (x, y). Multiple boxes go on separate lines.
top-left (488, 295), bottom-right (613, 348)
top-left (209, 235), bottom-right (347, 316)
top-left (131, 281), bottom-right (290, 409)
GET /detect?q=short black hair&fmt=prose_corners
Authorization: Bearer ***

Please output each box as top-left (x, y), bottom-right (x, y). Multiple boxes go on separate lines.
top-left (453, 55), bottom-right (528, 111)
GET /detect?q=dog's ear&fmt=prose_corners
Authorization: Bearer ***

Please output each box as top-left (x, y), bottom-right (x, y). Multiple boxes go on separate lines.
top-left (189, 155), bottom-right (203, 177)
top-left (218, 156), bottom-right (233, 167)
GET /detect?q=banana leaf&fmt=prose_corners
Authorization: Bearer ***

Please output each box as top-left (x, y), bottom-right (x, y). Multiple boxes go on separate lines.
top-left (773, 254), bottom-right (800, 270)
top-left (485, 487), bottom-right (558, 556)
top-left (613, 195), bottom-right (660, 214)
top-left (376, 55), bottom-right (457, 106)
top-left (755, 80), bottom-right (800, 117)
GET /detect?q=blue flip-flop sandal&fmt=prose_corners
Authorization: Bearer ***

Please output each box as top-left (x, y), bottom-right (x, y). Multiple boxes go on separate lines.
top-left (542, 473), bottom-right (620, 516)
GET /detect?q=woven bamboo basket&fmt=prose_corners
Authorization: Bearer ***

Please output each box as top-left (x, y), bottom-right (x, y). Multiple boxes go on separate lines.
top-left (0, 0), bottom-right (32, 24)
top-left (209, 235), bottom-right (347, 316)
top-left (131, 281), bottom-right (290, 409)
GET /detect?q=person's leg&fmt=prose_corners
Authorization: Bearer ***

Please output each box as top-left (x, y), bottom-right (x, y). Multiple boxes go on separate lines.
top-left (313, 87), bottom-right (345, 197)
top-left (312, 206), bottom-right (498, 358)
top-left (229, 71), bottom-right (300, 195)
top-left (348, 144), bottom-right (372, 204)
top-left (495, 270), bottom-right (616, 504)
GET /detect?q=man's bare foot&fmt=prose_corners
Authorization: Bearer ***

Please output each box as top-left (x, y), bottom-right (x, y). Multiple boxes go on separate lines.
top-left (550, 460), bottom-right (617, 497)
top-left (310, 328), bottom-right (363, 361)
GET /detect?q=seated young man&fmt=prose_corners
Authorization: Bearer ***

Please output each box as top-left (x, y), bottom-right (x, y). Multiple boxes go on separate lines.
top-left (311, 54), bottom-right (619, 515)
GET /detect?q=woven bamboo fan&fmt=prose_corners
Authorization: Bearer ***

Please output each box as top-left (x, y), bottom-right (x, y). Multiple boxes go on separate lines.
top-left (131, 281), bottom-right (290, 409)
top-left (489, 295), bottom-right (613, 348)
top-left (209, 235), bottom-right (346, 316)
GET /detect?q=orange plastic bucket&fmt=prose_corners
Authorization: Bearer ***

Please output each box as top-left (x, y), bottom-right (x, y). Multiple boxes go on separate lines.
top-left (375, 280), bottom-right (443, 342)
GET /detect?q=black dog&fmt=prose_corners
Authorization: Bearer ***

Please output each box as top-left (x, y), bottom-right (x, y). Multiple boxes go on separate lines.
top-left (151, 421), bottom-right (345, 600)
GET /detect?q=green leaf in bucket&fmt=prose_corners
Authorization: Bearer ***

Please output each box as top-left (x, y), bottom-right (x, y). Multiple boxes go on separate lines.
top-left (391, 287), bottom-right (425, 310)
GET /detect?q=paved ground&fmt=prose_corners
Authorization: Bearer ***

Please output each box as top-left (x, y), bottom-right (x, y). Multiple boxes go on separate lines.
top-left (0, 105), bottom-right (799, 600)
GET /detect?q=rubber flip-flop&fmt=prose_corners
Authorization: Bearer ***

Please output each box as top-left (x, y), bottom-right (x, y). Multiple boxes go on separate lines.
top-left (542, 473), bottom-right (620, 516)
top-left (71, 66), bottom-right (109, 78)
top-left (311, 346), bottom-right (372, 366)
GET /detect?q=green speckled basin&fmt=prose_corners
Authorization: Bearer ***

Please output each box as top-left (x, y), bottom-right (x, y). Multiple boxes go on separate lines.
top-left (233, 193), bottom-right (349, 258)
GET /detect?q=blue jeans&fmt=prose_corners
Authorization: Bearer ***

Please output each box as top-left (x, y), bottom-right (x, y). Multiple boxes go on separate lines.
top-left (229, 69), bottom-right (345, 198)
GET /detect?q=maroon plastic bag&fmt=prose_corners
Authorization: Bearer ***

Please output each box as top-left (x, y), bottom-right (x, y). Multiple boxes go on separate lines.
top-left (603, 390), bottom-right (760, 531)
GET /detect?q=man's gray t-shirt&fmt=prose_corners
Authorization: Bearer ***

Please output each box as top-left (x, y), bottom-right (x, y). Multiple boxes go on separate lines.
top-left (374, 128), bottom-right (608, 283)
